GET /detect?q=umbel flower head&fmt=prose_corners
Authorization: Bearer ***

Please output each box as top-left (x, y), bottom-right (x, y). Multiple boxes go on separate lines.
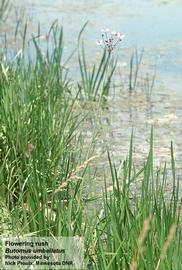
top-left (96, 28), bottom-right (125, 53)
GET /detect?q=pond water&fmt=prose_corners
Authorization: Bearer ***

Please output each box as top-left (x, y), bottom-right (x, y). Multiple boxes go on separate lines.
top-left (12, 0), bottom-right (182, 79)
top-left (2, 0), bottom-right (182, 188)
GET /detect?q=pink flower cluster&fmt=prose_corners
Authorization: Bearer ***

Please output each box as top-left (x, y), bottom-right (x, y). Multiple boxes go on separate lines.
top-left (96, 28), bottom-right (125, 52)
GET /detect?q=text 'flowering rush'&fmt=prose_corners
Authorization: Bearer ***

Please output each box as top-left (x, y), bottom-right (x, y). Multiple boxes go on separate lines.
top-left (96, 28), bottom-right (125, 53)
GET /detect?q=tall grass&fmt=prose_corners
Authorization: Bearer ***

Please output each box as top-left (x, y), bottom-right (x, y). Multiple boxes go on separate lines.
top-left (86, 131), bottom-right (182, 269)
top-left (0, 23), bottom-right (84, 236)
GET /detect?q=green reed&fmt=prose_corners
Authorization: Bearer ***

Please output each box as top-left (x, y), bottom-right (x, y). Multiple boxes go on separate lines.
top-left (77, 23), bottom-right (117, 101)
top-left (129, 48), bottom-right (144, 91)
top-left (142, 70), bottom-right (156, 102)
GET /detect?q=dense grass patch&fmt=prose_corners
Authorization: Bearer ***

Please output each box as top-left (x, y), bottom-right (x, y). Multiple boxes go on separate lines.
top-left (87, 132), bottom-right (182, 270)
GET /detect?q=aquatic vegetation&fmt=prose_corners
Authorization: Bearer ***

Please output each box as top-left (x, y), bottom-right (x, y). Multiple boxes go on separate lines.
top-left (0, 0), bottom-right (10, 23)
top-left (77, 25), bottom-right (120, 101)
top-left (128, 48), bottom-right (156, 103)
top-left (129, 48), bottom-right (144, 91)
top-left (82, 132), bottom-right (182, 269)
top-left (78, 45), bottom-right (117, 101)
top-left (96, 28), bottom-right (125, 53)
top-left (142, 70), bottom-right (156, 102)
top-left (1, 117), bottom-right (182, 269)
top-left (0, 16), bottom-right (182, 270)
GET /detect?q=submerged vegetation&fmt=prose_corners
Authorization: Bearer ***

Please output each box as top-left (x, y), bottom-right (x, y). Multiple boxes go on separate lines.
top-left (0, 3), bottom-right (182, 269)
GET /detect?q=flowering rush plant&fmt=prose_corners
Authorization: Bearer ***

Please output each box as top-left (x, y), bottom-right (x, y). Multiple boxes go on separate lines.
top-left (96, 28), bottom-right (125, 53)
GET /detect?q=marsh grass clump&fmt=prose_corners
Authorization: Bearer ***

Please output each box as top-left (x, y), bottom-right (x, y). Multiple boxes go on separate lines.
top-left (77, 25), bottom-right (125, 101)
top-left (86, 132), bottom-right (182, 269)
top-left (78, 46), bottom-right (117, 101)
top-left (0, 23), bottom-right (86, 235)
